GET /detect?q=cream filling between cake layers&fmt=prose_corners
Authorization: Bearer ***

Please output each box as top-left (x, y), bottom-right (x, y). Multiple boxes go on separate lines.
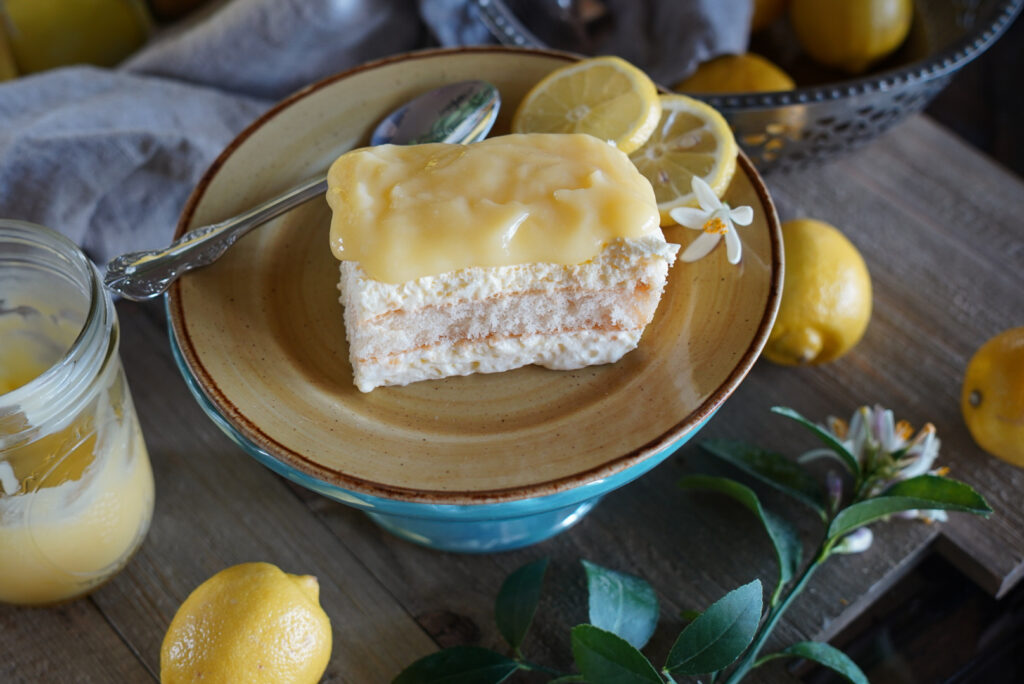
top-left (338, 235), bottom-right (679, 392)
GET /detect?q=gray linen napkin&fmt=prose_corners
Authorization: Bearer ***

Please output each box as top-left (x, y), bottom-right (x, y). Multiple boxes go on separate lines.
top-left (422, 0), bottom-right (751, 86)
top-left (0, 0), bottom-right (748, 266)
top-left (0, 67), bottom-right (268, 261)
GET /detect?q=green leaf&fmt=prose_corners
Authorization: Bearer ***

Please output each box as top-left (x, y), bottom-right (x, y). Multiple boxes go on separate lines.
top-left (828, 476), bottom-right (993, 540)
top-left (665, 579), bottom-right (763, 675)
top-left (758, 641), bottom-right (868, 684)
top-left (883, 475), bottom-right (992, 514)
top-left (680, 609), bottom-right (702, 622)
top-left (582, 560), bottom-right (660, 650)
top-left (680, 475), bottom-right (802, 593)
top-left (392, 647), bottom-right (519, 684)
top-left (700, 439), bottom-right (826, 518)
top-left (495, 557), bottom-right (548, 652)
top-left (771, 406), bottom-right (861, 478)
top-left (571, 624), bottom-right (663, 684)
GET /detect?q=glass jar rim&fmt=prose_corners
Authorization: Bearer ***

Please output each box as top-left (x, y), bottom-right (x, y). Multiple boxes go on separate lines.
top-left (0, 219), bottom-right (115, 442)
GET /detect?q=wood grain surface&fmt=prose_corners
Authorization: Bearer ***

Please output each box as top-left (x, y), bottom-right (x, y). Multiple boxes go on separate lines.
top-left (2, 115), bottom-right (1022, 683)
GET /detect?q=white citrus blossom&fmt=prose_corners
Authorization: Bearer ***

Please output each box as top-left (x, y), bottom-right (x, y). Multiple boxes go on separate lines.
top-left (814, 405), bottom-right (943, 490)
top-left (669, 176), bottom-right (754, 264)
top-left (833, 527), bottom-right (874, 555)
top-left (802, 404), bottom-right (950, 550)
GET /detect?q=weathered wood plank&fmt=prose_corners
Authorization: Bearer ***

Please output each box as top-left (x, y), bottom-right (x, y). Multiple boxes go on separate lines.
top-left (4, 114), bottom-right (1020, 684)
top-left (287, 464), bottom-right (803, 684)
top-left (0, 598), bottom-right (156, 683)
top-left (70, 302), bottom-right (437, 683)
top-left (767, 115), bottom-right (1024, 600)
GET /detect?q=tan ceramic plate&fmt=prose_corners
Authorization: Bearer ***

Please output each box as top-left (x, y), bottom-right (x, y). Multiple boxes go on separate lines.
top-left (167, 47), bottom-right (782, 505)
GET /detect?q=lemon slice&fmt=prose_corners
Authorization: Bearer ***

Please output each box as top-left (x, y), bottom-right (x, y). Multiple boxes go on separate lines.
top-left (628, 94), bottom-right (738, 225)
top-left (511, 56), bottom-right (661, 154)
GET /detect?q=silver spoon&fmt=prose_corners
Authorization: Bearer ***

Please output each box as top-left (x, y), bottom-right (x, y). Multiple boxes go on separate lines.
top-left (104, 80), bottom-right (501, 301)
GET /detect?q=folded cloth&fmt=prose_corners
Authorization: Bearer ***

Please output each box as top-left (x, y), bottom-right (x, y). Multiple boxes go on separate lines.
top-left (0, 67), bottom-right (267, 261)
top-left (0, 0), bottom-right (748, 267)
top-left (123, 0), bottom-right (425, 100)
top-left (422, 0), bottom-right (751, 87)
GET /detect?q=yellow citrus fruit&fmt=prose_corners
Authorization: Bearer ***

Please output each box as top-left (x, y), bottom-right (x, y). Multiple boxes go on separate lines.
top-left (512, 55), bottom-right (661, 154)
top-left (628, 94), bottom-right (738, 225)
top-left (764, 219), bottom-right (872, 365)
top-left (2, 0), bottom-right (152, 74)
top-left (161, 562), bottom-right (332, 684)
top-left (961, 327), bottom-right (1024, 467)
top-left (789, 0), bottom-right (913, 74)
top-left (751, 0), bottom-right (788, 32)
top-left (0, 28), bottom-right (17, 81)
top-left (674, 54), bottom-right (795, 94)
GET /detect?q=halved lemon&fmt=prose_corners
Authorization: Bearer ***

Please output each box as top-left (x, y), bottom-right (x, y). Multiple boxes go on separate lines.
top-left (511, 56), bottom-right (661, 154)
top-left (629, 94), bottom-right (738, 225)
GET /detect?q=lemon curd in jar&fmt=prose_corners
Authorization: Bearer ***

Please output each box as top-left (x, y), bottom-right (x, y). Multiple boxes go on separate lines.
top-left (0, 220), bottom-right (154, 605)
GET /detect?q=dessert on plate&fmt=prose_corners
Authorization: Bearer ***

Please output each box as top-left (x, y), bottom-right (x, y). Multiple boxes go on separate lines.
top-left (326, 133), bottom-right (679, 392)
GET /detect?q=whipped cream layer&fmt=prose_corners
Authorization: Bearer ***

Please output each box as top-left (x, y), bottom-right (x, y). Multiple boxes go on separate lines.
top-left (351, 329), bottom-right (644, 394)
top-left (338, 236), bottom-right (678, 392)
top-left (341, 235), bottom-right (678, 319)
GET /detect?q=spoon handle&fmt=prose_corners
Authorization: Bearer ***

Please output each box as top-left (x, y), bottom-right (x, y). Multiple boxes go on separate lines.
top-left (104, 175), bottom-right (326, 301)
top-left (104, 81), bottom-right (500, 301)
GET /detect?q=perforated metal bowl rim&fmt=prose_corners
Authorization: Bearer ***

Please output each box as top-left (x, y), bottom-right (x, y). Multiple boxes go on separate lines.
top-left (472, 0), bottom-right (1022, 108)
top-left (697, 0), bottom-right (1023, 109)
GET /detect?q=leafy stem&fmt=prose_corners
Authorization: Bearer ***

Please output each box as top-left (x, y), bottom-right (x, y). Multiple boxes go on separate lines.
top-left (767, 583), bottom-right (784, 610)
top-left (517, 660), bottom-right (569, 677)
top-left (392, 405), bottom-right (992, 684)
top-left (723, 544), bottom-right (833, 684)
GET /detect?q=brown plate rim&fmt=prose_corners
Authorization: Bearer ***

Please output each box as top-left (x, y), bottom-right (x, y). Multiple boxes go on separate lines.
top-left (167, 45), bottom-right (784, 505)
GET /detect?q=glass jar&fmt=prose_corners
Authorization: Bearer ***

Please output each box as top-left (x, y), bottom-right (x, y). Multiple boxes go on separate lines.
top-left (0, 219), bottom-right (154, 605)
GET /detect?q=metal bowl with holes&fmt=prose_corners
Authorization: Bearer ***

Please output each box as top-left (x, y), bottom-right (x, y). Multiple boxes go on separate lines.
top-left (472, 0), bottom-right (1022, 172)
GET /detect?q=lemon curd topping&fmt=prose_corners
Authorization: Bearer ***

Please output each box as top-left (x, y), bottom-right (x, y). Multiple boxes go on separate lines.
top-left (326, 133), bottom-right (661, 284)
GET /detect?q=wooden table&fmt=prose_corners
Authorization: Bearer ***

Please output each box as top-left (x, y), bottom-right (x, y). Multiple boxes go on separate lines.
top-left (3, 115), bottom-right (1022, 683)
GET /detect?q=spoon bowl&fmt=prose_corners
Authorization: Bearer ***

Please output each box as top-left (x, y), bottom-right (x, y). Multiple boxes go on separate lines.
top-left (103, 80), bottom-right (500, 301)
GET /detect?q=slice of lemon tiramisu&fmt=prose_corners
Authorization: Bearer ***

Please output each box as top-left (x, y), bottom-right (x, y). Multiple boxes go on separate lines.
top-left (326, 133), bottom-right (678, 392)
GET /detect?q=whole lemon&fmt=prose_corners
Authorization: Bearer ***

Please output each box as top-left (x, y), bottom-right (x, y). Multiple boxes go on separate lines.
top-left (0, 29), bottom-right (17, 81)
top-left (789, 0), bottom-right (913, 74)
top-left (961, 327), bottom-right (1024, 467)
top-left (675, 54), bottom-right (795, 94)
top-left (161, 562), bottom-right (332, 684)
top-left (764, 219), bottom-right (872, 365)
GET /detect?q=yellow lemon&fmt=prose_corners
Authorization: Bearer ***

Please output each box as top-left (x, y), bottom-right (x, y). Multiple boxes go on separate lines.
top-left (511, 55), bottom-right (661, 154)
top-left (751, 0), bottom-right (788, 33)
top-left (628, 94), bottom-right (738, 225)
top-left (789, 0), bottom-right (913, 74)
top-left (961, 327), bottom-right (1024, 467)
top-left (0, 28), bottom-right (17, 81)
top-left (675, 54), bottom-right (795, 94)
top-left (2, 0), bottom-right (152, 74)
top-left (161, 562), bottom-right (332, 684)
top-left (764, 219), bottom-right (872, 365)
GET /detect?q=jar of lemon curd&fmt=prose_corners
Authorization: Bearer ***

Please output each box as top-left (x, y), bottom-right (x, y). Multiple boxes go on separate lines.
top-left (0, 220), bottom-right (154, 605)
